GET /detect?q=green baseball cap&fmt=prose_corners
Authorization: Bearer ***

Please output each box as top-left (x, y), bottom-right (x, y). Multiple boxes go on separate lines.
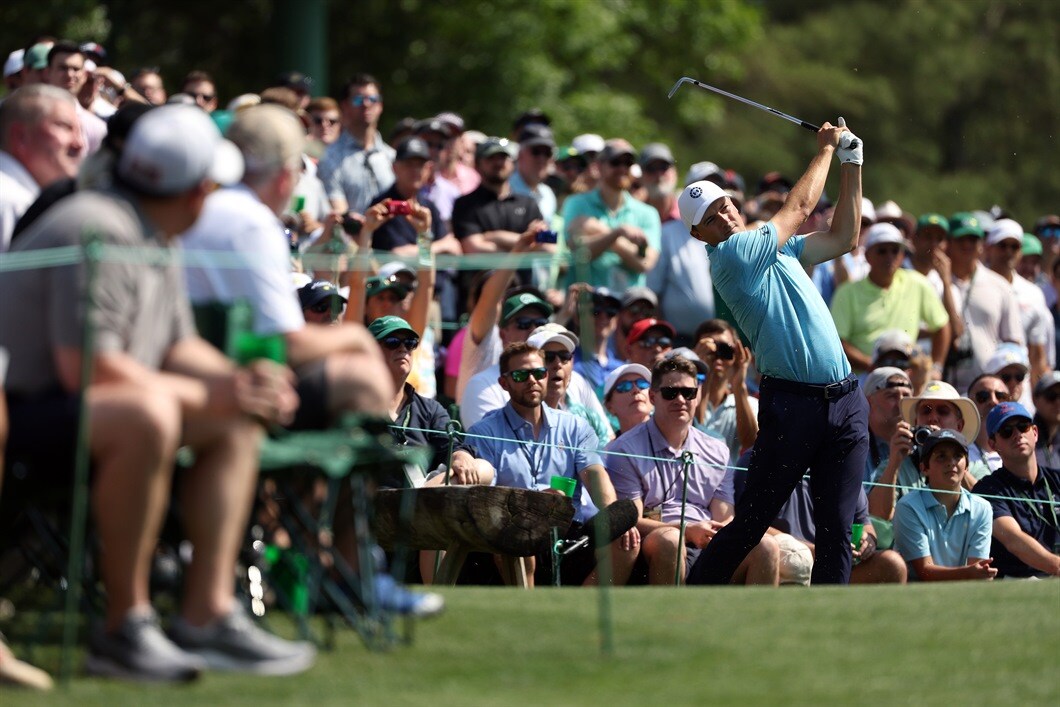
top-left (368, 315), bottom-right (417, 340)
top-left (949, 211), bottom-right (984, 238)
top-left (556, 145), bottom-right (586, 164)
top-left (500, 292), bottom-right (553, 324)
top-left (1021, 233), bottom-right (1043, 257)
top-left (366, 276), bottom-right (410, 299)
top-left (916, 213), bottom-right (950, 234)
top-left (24, 42), bottom-right (52, 70)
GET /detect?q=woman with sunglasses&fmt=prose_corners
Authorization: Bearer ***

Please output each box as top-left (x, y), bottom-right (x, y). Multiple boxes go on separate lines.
top-left (603, 364), bottom-right (653, 436)
top-left (1032, 371), bottom-right (1060, 468)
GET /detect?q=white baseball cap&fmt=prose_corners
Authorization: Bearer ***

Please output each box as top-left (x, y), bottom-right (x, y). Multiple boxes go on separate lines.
top-left (985, 218), bottom-right (1024, 247)
top-left (527, 327), bottom-right (576, 353)
top-left (603, 363), bottom-right (652, 399)
top-left (985, 342), bottom-right (1029, 375)
top-left (117, 105), bottom-right (244, 196)
top-left (863, 222), bottom-right (905, 250)
top-left (3, 49), bottom-right (25, 78)
top-left (678, 180), bottom-right (728, 232)
top-left (684, 161), bottom-right (724, 187)
top-left (861, 197), bottom-right (876, 224)
top-left (875, 200), bottom-right (903, 221)
top-left (571, 133), bottom-right (605, 155)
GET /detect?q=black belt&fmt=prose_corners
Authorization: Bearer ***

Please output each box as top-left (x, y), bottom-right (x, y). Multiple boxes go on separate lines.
top-left (762, 373), bottom-right (859, 401)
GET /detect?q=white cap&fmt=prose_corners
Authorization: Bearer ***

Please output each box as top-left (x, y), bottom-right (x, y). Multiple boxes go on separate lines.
top-left (684, 161), bottom-right (724, 187)
top-left (527, 327), bottom-right (576, 353)
top-left (529, 322), bottom-right (579, 348)
top-left (863, 367), bottom-right (912, 397)
top-left (117, 105), bottom-right (244, 196)
top-left (985, 218), bottom-right (1024, 247)
top-left (379, 260), bottom-right (417, 280)
top-left (776, 532), bottom-right (813, 586)
top-left (291, 272), bottom-right (312, 289)
top-left (83, 58), bottom-right (97, 73)
top-left (4, 49), bottom-right (25, 78)
top-left (863, 222), bottom-right (905, 250)
top-left (875, 200), bottom-right (903, 221)
top-left (678, 180), bottom-right (728, 232)
top-left (872, 329), bottom-right (915, 361)
top-left (985, 342), bottom-right (1029, 375)
top-left (603, 363), bottom-right (652, 399)
top-left (571, 133), bottom-right (605, 155)
top-left (861, 197), bottom-right (876, 223)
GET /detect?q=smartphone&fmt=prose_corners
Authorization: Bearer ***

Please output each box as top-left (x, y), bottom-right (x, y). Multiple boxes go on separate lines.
top-left (536, 229), bottom-right (558, 244)
top-left (385, 199), bottom-right (412, 216)
top-left (341, 214), bottom-right (362, 236)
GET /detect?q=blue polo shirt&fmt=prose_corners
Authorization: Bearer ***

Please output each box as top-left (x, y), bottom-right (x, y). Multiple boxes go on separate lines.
top-left (706, 222), bottom-right (849, 383)
top-left (973, 465), bottom-right (1060, 578)
top-left (893, 488), bottom-right (993, 579)
top-left (468, 403), bottom-right (603, 523)
top-left (561, 188), bottom-right (661, 291)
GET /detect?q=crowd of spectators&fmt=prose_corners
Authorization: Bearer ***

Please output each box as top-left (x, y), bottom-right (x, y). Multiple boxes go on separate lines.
top-left (1, 38), bottom-right (1058, 687)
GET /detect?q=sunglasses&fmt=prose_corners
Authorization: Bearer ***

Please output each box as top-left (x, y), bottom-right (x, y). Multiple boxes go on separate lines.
top-left (513, 316), bottom-right (549, 331)
top-left (626, 303), bottom-right (655, 317)
top-left (313, 116), bottom-right (340, 126)
top-left (529, 146), bottom-right (553, 158)
top-left (593, 306), bottom-right (619, 318)
top-left (1039, 226), bottom-right (1060, 240)
top-left (996, 419), bottom-right (1032, 440)
top-left (189, 91), bottom-right (215, 102)
top-left (309, 300), bottom-right (342, 314)
top-left (660, 386), bottom-right (698, 401)
top-left (350, 94), bottom-right (382, 106)
top-left (507, 367), bottom-right (547, 383)
top-left (380, 336), bottom-right (420, 351)
top-left (999, 372), bottom-right (1026, 385)
top-left (875, 357), bottom-right (911, 369)
top-left (973, 389), bottom-right (1012, 404)
top-left (637, 336), bottom-right (672, 349)
top-left (609, 157), bottom-right (635, 168)
top-left (613, 379), bottom-right (650, 394)
top-left (543, 350), bottom-right (573, 364)
top-left (1039, 389), bottom-right (1060, 403)
top-left (918, 403), bottom-right (956, 418)
top-left (642, 161), bottom-right (672, 174)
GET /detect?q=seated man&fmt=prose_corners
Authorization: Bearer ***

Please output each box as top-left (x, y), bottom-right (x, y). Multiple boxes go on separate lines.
top-left (893, 429), bottom-right (995, 581)
top-left (528, 325), bottom-right (613, 444)
top-left (973, 402), bottom-right (1060, 578)
top-left (0, 105), bottom-right (312, 681)
top-left (603, 363), bottom-right (653, 436)
top-left (625, 318), bottom-right (676, 371)
top-left (604, 357), bottom-right (780, 585)
top-left (468, 343), bottom-right (639, 586)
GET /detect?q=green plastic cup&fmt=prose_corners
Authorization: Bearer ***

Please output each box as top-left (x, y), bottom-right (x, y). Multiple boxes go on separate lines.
top-left (291, 194), bottom-right (306, 213)
top-left (234, 331), bottom-right (287, 365)
top-left (851, 523), bottom-right (864, 547)
top-left (549, 476), bottom-right (577, 497)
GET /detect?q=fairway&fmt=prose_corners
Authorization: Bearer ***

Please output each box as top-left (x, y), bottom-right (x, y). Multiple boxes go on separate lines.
top-left (6, 580), bottom-right (1059, 706)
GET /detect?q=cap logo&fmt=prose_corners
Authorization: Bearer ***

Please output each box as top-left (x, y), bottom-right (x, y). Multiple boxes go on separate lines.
top-left (690, 186), bottom-right (702, 199)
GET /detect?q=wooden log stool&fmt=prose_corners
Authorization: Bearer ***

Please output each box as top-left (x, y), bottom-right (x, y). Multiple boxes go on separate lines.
top-left (375, 486), bottom-right (575, 588)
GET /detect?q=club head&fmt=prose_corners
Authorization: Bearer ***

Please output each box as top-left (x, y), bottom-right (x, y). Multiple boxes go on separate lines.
top-left (667, 76), bottom-right (696, 99)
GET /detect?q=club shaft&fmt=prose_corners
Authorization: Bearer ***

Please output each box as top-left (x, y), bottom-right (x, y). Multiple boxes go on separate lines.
top-left (668, 77), bottom-right (820, 133)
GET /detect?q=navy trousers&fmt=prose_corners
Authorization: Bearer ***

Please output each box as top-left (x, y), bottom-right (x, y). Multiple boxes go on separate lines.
top-left (687, 374), bottom-right (868, 585)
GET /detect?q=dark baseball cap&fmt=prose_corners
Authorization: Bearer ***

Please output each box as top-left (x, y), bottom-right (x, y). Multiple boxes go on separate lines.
top-left (517, 123), bottom-right (556, 150)
top-left (513, 108), bottom-right (551, 131)
top-left (394, 136), bottom-right (431, 162)
top-left (475, 136), bottom-right (518, 160)
top-left (275, 70), bottom-right (312, 93)
top-left (919, 428), bottom-right (969, 462)
top-left (598, 139), bottom-right (637, 163)
top-left (298, 280), bottom-right (347, 309)
top-left (639, 143), bottom-right (675, 167)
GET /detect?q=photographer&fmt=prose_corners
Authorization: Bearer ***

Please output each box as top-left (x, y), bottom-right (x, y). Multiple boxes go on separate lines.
top-left (692, 318), bottom-right (759, 465)
top-left (867, 381), bottom-right (985, 525)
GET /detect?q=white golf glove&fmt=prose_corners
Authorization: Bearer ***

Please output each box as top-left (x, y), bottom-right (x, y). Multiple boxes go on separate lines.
top-left (836, 116), bottom-right (863, 166)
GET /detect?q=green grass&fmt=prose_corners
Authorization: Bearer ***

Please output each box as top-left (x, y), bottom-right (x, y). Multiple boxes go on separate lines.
top-left (6, 581), bottom-right (1059, 706)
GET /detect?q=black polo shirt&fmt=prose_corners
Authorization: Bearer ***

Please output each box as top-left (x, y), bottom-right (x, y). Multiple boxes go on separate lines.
top-left (368, 185), bottom-right (445, 252)
top-left (451, 185), bottom-right (543, 240)
top-left (973, 465), bottom-right (1060, 578)
top-left (386, 383), bottom-right (476, 487)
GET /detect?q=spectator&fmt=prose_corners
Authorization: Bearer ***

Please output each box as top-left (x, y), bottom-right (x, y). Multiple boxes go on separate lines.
top-left (18, 42), bottom-right (53, 87)
top-left (602, 363), bottom-right (653, 436)
top-left (973, 402), bottom-right (1060, 578)
top-left (552, 145), bottom-right (589, 202)
top-left (892, 430), bottom-right (995, 581)
top-left (966, 373), bottom-right (1010, 472)
top-left (570, 133), bottom-right (604, 190)
top-left (605, 357), bottom-right (779, 585)
top-left (562, 139), bottom-right (661, 291)
top-left (610, 286), bottom-right (658, 361)
top-left (906, 213), bottom-right (964, 352)
top-left (1033, 371), bottom-right (1060, 468)
top-left (691, 319), bottom-right (759, 465)
top-left (874, 199), bottom-right (915, 238)
top-left (3, 49), bottom-right (25, 93)
top-left (830, 222), bottom-right (950, 374)
top-left (44, 41), bottom-right (105, 155)
top-left (862, 367), bottom-right (914, 483)
top-left (412, 118), bottom-right (462, 227)
top-left (943, 211), bottom-right (1023, 392)
top-left (869, 329), bottom-right (932, 395)
top-left (984, 218), bottom-right (1055, 383)
top-left (510, 123), bottom-right (558, 224)
top-left (625, 318), bottom-right (675, 371)
top-left (528, 326), bottom-right (613, 444)
top-left (638, 143), bottom-right (680, 224)
top-left (129, 66), bottom-right (166, 105)
top-left (1034, 215), bottom-right (1060, 308)
top-left (181, 70), bottom-right (218, 112)
top-left (468, 343), bottom-right (639, 586)
top-left (305, 97), bottom-right (340, 155)
top-left (432, 111), bottom-right (480, 195)
top-left (0, 85), bottom-right (84, 250)
top-left (0, 105), bottom-right (313, 680)
top-left (1017, 233), bottom-right (1049, 304)
top-left (318, 73), bottom-right (394, 216)
top-left (568, 285), bottom-right (625, 397)
top-left (984, 342), bottom-right (1032, 412)
top-left (867, 381), bottom-right (984, 524)
top-left (272, 71), bottom-right (312, 111)
top-left (298, 279), bottom-right (346, 325)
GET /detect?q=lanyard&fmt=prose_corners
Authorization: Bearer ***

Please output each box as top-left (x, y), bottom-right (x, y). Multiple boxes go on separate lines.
top-left (505, 412), bottom-right (541, 485)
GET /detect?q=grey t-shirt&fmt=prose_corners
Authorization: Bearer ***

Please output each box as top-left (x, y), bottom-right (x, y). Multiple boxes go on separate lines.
top-left (0, 188), bottom-right (195, 396)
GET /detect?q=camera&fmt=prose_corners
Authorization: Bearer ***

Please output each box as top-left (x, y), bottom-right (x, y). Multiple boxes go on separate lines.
top-left (341, 214), bottom-right (362, 236)
top-left (536, 229), bottom-right (558, 244)
top-left (910, 425), bottom-right (933, 467)
top-left (715, 342), bottom-right (735, 360)
top-left (385, 199), bottom-right (412, 216)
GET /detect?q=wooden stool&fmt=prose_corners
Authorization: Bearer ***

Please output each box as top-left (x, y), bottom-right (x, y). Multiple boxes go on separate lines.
top-left (375, 486), bottom-right (575, 588)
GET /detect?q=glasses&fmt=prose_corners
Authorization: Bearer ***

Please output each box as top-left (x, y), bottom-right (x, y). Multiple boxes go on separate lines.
top-left (973, 389), bottom-right (1012, 404)
top-left (189, 91), bottom-right (215, 102)
top-left (543, 350), bottom-right (573, 364)
top-left (876, 357), bottom-right (911, 369)
top-left (918, 403), bottom-right (956, 418)
top-left (999, 372), bottom-right (1026, 385)
top-left (996, 420), bottom-right (1033, 440)
top-left (309, 300), bottom-right (341, 314)
top-left (660, 386), bottom-right (698, 401)
top-left (507, 367), bottom-right (547, 383)
top-left (626, 303), bottom-right (655, 317)
top-left (350, 94), bottom-right (382, 106)
top-left (593, 306), bottom-right (619, 318)
top-left (613, 379), bottom-right (650, 394)
top-left (643, 161), bottom-right (672, 174)
top-left (380, 336), bottom-right (420, 351)
top-left (609, 157), bottom-right (635, 168)
top-left (1039, 389), bottom-right (1060, 403)
top-left (1039, 226), bottom-right (1060, 240)
top-left (528, 146), bottom-right (553, 158)
top-left (637, 336), bottom-right (672, 349)
top-left (513, 316), bottom-right (549, 331)
top-left (313, 116), bottom-right (340, 126)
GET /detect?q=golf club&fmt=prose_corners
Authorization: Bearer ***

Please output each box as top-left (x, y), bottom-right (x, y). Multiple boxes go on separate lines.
top-left (668, 75), bottom-right (822, 133)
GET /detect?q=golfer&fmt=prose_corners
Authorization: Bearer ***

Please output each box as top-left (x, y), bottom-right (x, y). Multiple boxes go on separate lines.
top-left (681, 120), bottom-right (865, 584)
